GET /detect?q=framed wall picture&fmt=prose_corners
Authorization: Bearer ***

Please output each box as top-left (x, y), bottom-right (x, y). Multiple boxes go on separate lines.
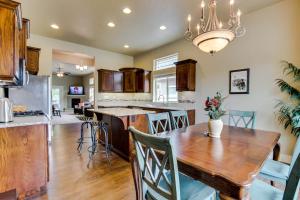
top-left (229, 68), bottom-right (250, 94)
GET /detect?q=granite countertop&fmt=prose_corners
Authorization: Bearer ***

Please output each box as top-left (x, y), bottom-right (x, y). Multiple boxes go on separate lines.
top-left (0, 116), bottom-right (50, 128)
top-left (96, 101), bottom-right (195, 111)
top-left (90, 108), bottom-right (156, 117)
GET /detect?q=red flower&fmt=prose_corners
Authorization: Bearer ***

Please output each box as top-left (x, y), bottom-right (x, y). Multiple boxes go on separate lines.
top-left (211, 98), bottom-right (219, 107)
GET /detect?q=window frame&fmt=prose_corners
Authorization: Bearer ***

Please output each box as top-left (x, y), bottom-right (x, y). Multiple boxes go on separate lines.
top-left (153, 74), bottom-right (178, 103)
top-left (153, 53), bottom-right (178, 71)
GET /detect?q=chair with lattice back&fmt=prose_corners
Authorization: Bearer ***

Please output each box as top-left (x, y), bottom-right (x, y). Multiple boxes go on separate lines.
top-left (128, 126), bottom-right (216, 200)
top-left (228, 110), bottom-right (256, 129)
top-left (170, 110), bottom-right (190, 129)
top-left (147, 112), bottom-right (172, 135)
top-left (250, 154), bottom-right (300, 200)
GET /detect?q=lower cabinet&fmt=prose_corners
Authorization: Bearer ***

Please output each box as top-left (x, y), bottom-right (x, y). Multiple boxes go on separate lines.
top-left (0, 124), bottom-right (48, 199)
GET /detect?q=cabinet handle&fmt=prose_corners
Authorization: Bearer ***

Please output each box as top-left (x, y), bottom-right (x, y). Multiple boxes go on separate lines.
top-left (26, 71), bottom-right (30, 85)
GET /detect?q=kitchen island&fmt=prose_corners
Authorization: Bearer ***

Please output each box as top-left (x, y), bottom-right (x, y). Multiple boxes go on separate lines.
top-left (91, 105), bottom-right (195, 161)
top-left (0, 116), bottom-right (50, 199)
top-left (92, 108), bottom-right (155, 161)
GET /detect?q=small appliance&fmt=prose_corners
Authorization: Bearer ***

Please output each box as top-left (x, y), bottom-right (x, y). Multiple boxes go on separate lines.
top-left (0, 98), bottom-right (13, 122)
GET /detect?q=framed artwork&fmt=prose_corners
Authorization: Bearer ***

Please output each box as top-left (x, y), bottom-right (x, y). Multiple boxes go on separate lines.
top-left (229, 68), bottom-right (250, 94)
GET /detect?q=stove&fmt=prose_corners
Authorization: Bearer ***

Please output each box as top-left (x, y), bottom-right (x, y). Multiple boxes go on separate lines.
top-left (14, 110), bottom-right (45, 117)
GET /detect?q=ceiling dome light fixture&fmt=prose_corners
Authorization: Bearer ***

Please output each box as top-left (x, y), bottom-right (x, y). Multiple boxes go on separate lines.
top-left (50, 24), bottom-right (59, 29)
top-left (107, 22), bottom-right (116, 27)
top-left (124, 44), bottom-right (130, 48)
top-left (123, 7), bottom-right (132, 14)
top-left (160, 25), bottom-right (167, 30)
top-left (184, 0), bottom-right (246, 55)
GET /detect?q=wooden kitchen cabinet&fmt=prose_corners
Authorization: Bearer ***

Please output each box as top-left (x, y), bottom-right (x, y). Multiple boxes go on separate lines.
top-left (136, 69), bottom-right (151, 93)
top-left (98, 69), bottom-right (123, 92)
top-left (119, 68), bottom-right (151, 93)
top-left (175, 59), bottom-right (197, 91)
top-left (26, 46), bottom-right (40, 75)
top-left (0, 0), bottom-right (22, 80)
top-left (119, 68), bottom-right (137, 93)
top-left (113, 71), bottom-right (123, 92)
top-left (0, 124), bottom-right (48, 199)
top-left (19, 18), bottom-right (30, 62)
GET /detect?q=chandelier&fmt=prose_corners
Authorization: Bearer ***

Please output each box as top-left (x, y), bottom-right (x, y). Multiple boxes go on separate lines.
top-left (56, 67), bottom-right (64, 77)
top-left (76, 64), bottom-right (88, 71)
top-left (184, 0), bottom-right (246, 55)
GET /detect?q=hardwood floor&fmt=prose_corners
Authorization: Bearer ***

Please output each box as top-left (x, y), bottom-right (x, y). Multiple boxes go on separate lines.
top-left (36, 123), bottom-right (135, 200)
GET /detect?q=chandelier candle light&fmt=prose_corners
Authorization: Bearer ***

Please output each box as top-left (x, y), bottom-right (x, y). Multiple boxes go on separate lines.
top-left (185, 0), bottom-right (246, 55)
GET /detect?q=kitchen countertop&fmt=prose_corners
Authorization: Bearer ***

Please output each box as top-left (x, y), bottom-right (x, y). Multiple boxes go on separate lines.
top-left (0, 115), bottom-right (50, 128)
top-left (96, 101), bottom-right (195, 111)
top-left (90, 108), bottom-right (156, 117)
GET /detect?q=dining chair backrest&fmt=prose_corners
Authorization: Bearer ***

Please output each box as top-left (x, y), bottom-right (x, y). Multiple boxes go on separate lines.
top-left (228, 110), bottom-right (256, 129)
top-left (283, 154), bottom-right (300, 200)
top-left (288, 136), bottom-right (300, 176)
top-left (169, 111), bottom-right (190, 129)
top-left (147, 112), bottom-right (172, 135)
top-left (129, 126), bottom-right (180, 200)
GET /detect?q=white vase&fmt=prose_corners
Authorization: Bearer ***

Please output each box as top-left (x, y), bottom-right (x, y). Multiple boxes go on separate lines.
top-left (208, 119), bottom-right (223, 138)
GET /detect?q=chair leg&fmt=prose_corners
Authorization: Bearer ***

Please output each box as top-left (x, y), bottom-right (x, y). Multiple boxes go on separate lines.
top-left (102, 124), bottom-right (111, 165)
top-left (77, 122), bottom-right (85, 153)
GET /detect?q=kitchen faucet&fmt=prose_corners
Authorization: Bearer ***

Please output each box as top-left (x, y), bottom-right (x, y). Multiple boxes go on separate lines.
top-left (158, 94), bottom-right (167, 105)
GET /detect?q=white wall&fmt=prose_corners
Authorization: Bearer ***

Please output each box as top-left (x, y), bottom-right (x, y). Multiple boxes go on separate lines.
top-left (134, 0), bottom-right (300, 160)
top-left (28, 34), bottom-right (134, 107)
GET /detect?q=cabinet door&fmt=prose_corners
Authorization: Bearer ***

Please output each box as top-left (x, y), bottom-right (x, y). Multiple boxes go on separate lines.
top-left (113, 71), bottom-right (123, 92)
top-left (19, 19), bottom-right (30, 61)
top-left (176, 64), bottom-right (188, 91)
top-left (26, 47), bottom-right (40, 75)
top-left (136, 70), bottom-right (151, 93)
top-left (98, 70), bottom-right (114, 92)
top-left (0, 3), bottom-right (20, 80)
top-left (123, 71), bottom-right (136, 92)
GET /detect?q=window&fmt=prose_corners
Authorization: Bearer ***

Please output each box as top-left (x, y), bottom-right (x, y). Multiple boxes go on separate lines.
top-left (153, 75), bottom-right (178, 102)
top-left (153, 53), bottom-right (178, 71)
top-left (89, 77), bottom-right (94, 85)
top-left (51, 88), bottom-right (61, 106)
top-left (89, 87), bottom-right (94, 102)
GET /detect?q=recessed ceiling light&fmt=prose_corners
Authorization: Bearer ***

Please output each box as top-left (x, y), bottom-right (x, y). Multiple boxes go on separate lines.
top-left (160, 25), bottom-right (167, 30)
top-left (50, 24), bottom-right (59, 29)
top-left (123, 7), bottom-right (132, 14)
top-left (124, 44), bottom-right (130, 49)
top-left (107, 22), bottom-right (116, 27)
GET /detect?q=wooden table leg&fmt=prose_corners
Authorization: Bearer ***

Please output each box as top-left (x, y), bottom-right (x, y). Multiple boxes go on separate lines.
top-left (271, 143), bottom-right (280, 186)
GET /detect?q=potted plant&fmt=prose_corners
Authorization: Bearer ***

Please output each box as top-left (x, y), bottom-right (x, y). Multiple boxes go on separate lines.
top-left (276, 61), bottom-right (300, 137)
top-left (204, 92), bottom-right (226, 138)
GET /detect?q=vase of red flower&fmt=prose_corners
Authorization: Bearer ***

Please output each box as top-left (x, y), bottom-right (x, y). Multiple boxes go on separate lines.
top-left (204, 92), bottom-right (226, 138)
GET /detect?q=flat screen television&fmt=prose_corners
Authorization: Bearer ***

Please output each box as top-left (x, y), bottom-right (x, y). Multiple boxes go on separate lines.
top-left (69, 86), bottom-right (84, 95)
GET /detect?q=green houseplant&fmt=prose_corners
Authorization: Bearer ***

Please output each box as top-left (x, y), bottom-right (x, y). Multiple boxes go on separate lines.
top-left (276, 61), bottom-right (300, 137)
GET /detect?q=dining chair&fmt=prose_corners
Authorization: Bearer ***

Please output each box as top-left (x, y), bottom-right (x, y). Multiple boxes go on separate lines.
top-left (259, 136), bottom-right (300, 184)
top-left (228, 110), bottom-right (256, 129)
top-left (128, 126), bottom-right (216, 200)
top-left (250, 154), bottom-right (300, 200)
top-left (169, 110), bottom-right (190, 129)
top-left (147, 112), bottom-right (172, 134)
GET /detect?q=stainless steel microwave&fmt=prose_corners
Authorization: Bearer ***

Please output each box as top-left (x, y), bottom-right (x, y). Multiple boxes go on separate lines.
top-left (0, 59), bottom-right (29, 87)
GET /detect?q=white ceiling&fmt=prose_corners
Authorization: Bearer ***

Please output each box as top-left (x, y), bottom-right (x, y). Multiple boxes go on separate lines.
top-left (52, 60), bottom-right (94, 76)
top-left (21, 0), bottom-right (282, 56)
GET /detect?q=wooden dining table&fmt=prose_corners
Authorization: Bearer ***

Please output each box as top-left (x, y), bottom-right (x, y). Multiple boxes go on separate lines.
top-left (153, 123), bottom-right (281, 200)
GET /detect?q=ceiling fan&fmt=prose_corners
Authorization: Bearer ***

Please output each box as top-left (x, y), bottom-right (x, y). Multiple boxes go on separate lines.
top-left (55, 66), bottom-right (71, 77)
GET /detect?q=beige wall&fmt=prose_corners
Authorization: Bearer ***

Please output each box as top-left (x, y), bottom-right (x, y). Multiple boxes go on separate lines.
top-left (82, 73), bottom-right (95, 103)
top-left (134, 0), bottom-right (300, 160)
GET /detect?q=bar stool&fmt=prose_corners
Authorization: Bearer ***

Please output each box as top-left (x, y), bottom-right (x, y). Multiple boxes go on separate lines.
top-left (76, 113), bottom-right (93, 153)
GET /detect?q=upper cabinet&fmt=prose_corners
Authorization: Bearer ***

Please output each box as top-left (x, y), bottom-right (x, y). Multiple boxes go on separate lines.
top-left (175, 59), bottom-right (197, 92)
top-left (119, 68), bottom-right (151, 93)
top-left (19, 18), bottom-right (30, 61)
top-left (98, 69), bottom-right (123, 92)
top-left (0, 0), bottom-right (22, 80)
top-left (119, 68), bottom-right (137, 93)
top-left (26, 46), bottom-right (40, 75)
top-left (136, 69), bottom-right (151, 93)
